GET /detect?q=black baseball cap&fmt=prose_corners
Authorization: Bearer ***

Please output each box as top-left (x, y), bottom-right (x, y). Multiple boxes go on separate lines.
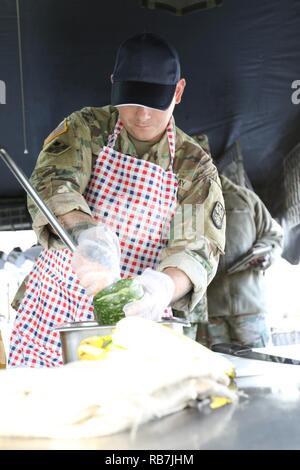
top-left (111, 33), bottom-right (181, 111)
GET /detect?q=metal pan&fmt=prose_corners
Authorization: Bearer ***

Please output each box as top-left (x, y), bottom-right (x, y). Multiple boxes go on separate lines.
top-left (56, 318), bottom-right (191, 363)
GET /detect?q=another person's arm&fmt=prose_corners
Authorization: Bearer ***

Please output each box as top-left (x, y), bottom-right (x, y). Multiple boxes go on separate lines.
top-left (249, 190), bottom-right (283, 268)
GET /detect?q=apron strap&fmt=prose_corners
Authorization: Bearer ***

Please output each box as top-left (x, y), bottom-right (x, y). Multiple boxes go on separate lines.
top-left (106, 118), bottom-right (123, 148)
top-left (166, 117), bottom-right (176, 168)
top-left (106, 117), bottom-right (176, 169)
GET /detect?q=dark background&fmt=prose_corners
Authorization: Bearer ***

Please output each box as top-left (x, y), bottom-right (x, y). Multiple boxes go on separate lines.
top-left (0, 0), bottom-right (300, 256)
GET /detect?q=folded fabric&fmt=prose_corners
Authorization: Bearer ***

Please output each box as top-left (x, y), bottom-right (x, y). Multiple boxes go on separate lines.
top-left (0, 318), bottom-right (238, 439)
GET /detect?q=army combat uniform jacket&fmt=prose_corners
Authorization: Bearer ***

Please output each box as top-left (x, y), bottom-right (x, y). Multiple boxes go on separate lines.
top-left (22, 106), bottom-right (226, 313)
top-left (199, 175), bottom-right (283, 347)
top-left (207, 175), bottom-right (283, 317)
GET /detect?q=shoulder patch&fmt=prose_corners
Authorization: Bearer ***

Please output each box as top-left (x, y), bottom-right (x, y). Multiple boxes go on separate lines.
top-left (44, 140), bottom-right (70, 156)
top-left (44, 119), bottom-right (68, 147)
top-left (211, 201), bottom-right (225, 229)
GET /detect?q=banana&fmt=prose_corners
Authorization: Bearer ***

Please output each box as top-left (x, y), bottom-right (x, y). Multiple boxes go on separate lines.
top-left (79, 335), bottom-right (112, 349)
top-left (77, 344), bottom-right (107, 361)
top-left (77, 335), bottom-right (127, 360)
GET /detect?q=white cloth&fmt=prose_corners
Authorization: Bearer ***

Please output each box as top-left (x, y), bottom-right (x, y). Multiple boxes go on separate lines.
top-left (0, 318), bottom-right (237, 438)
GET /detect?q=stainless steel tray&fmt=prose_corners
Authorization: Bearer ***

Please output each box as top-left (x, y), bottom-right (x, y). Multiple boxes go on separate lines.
top-left (55, 317), bottom-right (191, 364)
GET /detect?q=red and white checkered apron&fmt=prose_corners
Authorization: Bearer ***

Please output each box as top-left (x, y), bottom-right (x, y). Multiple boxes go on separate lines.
top-left (8, 119), bottom-right (178, 367)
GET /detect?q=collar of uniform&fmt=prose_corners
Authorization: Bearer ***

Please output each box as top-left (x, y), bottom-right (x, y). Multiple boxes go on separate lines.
top-left (115, 114), bottom-right (179, 171)
top-left (106, 108), bottom-right (204, 188)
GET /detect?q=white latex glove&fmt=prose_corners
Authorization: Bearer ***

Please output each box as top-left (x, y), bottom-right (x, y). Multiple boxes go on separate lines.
top-left (71, 224), bottom-right (121, 296)
top-left (123, 268), bottom-right (175, 321)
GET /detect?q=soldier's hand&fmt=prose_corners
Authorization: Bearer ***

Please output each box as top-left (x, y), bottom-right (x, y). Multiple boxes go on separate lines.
top-left (123, 268), bottom-right (175, 321)
top-left (71, 224), bottom-right (121, 295)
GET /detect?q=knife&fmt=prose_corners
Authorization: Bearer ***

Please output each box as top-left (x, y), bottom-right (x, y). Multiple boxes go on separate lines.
top-left (160, 316), bottom-right (191, 327)
top-left (211, 342), bottom-right (300, 365)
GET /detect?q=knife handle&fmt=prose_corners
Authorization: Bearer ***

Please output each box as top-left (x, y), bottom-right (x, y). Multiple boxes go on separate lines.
top-left (211, 343), bottom-right (252, 355)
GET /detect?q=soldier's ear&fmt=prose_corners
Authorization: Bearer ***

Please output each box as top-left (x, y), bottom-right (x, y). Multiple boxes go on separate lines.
top-left (110, 74), bottom-right (114, 84)
top-left (175, 78), bottom-right (186, 105)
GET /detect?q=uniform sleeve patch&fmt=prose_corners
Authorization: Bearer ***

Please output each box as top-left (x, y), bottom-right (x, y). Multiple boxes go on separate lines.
top-left (44, 119), bottom-right (68, 147)
top-left (45, 140), bottom-right (70, 155)
top-left (211, 201), bottom-right (225, 229)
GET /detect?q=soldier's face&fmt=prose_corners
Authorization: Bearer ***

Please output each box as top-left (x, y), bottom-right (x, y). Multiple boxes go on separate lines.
top-left (116, 79), bottom-right (186, 142)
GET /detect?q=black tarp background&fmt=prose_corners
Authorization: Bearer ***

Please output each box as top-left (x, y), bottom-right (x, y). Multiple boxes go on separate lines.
top-left (0, 0), bottom-right (300, 259)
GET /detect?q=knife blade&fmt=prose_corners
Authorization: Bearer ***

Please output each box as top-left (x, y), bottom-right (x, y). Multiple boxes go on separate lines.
top-left (211, 343), bottom-right (300, 365)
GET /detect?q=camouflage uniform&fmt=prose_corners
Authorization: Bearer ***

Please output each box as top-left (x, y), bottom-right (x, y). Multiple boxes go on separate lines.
top-left (13, 106), bottom-right (226, 318)
top-left (197, 175), bottom-right (284, 348)
top-left (173, 132), bottom-right (214, 338)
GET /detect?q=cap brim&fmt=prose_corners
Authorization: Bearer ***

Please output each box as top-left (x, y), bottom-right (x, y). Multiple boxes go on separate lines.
top-left (111, 81), bottom-right (176, 111)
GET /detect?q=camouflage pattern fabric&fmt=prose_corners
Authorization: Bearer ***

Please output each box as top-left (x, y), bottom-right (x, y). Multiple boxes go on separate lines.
top-left (183, 324), bottom-right (199, 341)
top-left (171, 132), bottom-right (216, 323)
top-left (196, 314), bottom-right (271, 348)
top-left (192, 172), bottom-right (283, 348)
top-left (207, 175), bottom-right (283, 320)
top-left (191, 133), bottom-right (211, 157)
top-left (15, 106), bottom-right (226, 314)
top-left (175, 295), bottom-right (208, 340)
top-left (174, 292), bottom-right (208, 320)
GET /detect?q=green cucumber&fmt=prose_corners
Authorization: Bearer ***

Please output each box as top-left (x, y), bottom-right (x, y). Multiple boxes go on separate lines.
top-left (93, 278), bottom-right (144, 325)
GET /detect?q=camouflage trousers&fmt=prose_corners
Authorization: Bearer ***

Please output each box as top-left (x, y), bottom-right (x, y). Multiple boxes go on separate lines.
top-left (183, 323), bottom-right (199, 340)
top-left (196, 313), bottom-right (271, 348)
top-left (174, 295), bottom-right (208, 341)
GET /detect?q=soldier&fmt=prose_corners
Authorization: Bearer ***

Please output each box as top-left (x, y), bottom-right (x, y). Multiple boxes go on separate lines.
top-left (197, 174), bottom-right (283, 348)
top-left (9, 33), bottom-right (225, 367)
